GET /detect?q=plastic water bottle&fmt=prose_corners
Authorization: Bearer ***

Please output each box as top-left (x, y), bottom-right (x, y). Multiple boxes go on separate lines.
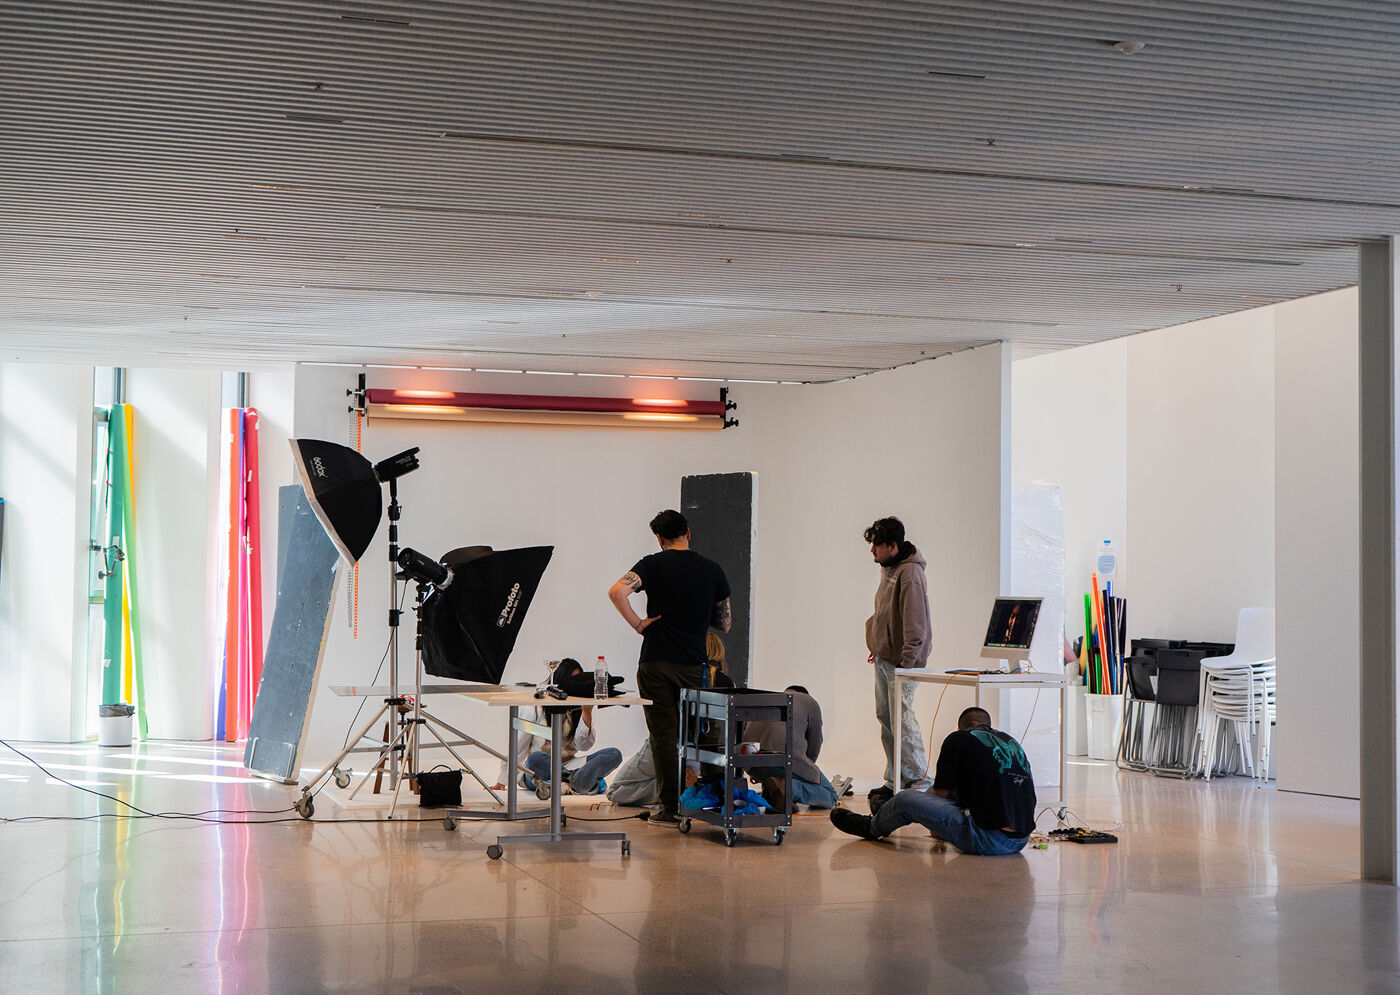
top-left (1097, 539), bottom-right (1117, 588)
top-left (594, 655), bottom-right (608, 699)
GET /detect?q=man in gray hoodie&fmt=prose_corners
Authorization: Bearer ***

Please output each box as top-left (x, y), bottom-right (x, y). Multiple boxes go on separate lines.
top-left (864, 516), bottom-right (934, 804)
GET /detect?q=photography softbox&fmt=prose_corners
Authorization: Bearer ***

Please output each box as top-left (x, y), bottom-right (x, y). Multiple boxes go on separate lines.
top-left (289, 439), bottom-right (382, 563)
top-left (420, 544), bottom-right (553, 684)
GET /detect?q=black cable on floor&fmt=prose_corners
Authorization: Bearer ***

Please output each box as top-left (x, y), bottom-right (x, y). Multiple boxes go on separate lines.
top-left (0, 737), bottom-right (297, 822)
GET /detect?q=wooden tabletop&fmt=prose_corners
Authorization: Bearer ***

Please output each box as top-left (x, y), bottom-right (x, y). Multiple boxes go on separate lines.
top-left (464, 689), bottom-right (650, 707)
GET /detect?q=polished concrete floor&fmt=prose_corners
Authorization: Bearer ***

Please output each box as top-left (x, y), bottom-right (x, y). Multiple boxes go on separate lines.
top-left (0, 739), bottom-right (1395, 993)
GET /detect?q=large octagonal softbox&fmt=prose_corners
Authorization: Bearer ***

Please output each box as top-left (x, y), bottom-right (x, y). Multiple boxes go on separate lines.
top-left (290, 439), bottom-right (382, 563)
top-left (420, 544), bottom-right (553, 684)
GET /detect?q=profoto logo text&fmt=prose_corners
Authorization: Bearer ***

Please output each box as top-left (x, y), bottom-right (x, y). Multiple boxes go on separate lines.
top-left (497, 583), bottom-right (522, 628)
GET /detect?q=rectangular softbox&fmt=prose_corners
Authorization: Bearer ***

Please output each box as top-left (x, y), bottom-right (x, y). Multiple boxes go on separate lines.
top-left (419, 545), bottom-right (553, 684)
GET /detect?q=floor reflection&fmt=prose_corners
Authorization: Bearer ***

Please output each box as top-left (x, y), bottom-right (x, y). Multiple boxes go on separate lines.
top-left (2, 743), bottom-right (1396, 992)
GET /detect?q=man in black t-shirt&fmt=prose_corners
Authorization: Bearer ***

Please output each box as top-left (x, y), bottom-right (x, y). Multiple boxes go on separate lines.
top-left (830, 707), bottom-right (1036, 855)
top-left (609, 509), bottom-right (731, 823)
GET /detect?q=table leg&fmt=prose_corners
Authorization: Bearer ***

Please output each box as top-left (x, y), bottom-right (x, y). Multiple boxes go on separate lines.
top-left (893, 674), bottom-right (902, 794)
top-left (1058, 681), bottom-right (1068, 818)
top-left (550, 708), bottom-right (564, 837)
top-left (508, 704), bottom-right (519, 816)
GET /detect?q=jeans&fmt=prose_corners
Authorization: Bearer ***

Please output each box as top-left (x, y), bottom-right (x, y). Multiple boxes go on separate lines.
top-left (523, 747), bottom-right (622, 795)
top-left (870, 789), bottom-right (1028, 855)
top-left (873, 657), bottom-right (932, 790)
top-left (750, 768), bottom-right (840, 809)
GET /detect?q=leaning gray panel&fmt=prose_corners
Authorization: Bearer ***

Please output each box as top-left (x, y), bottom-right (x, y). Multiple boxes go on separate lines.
top-left (245, 486), bottom-right (340, 782)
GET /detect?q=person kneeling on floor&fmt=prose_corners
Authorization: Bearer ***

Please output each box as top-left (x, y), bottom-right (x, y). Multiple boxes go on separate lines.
top-left (746, 685), bottom-right (845, 811)
top-left (830, 706), bottom-right (1036, 855)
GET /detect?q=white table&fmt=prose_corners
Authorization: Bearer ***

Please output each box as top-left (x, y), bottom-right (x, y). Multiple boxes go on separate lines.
top-left (892, 669), bottom-right (1071, 818)
top-left (442, 689), bottom-right (650, 859)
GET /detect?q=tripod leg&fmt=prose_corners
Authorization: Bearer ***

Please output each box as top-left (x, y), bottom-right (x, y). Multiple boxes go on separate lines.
top-left (388, 721), bottom-right (417, 819)
top-left (416, 716), bottom-right (502, 805)
top-left (348, 716), bottom-right (413, 801)
top-left (302, 701), bottom-right (392, 796)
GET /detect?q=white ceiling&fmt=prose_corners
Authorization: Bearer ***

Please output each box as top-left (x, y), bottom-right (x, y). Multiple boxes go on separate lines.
top-left (3, 1), bottom-right (1396, 382)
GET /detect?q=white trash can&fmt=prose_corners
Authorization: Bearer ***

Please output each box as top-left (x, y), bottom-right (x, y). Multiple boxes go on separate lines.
top-left (1084, 693), bottom-right (1124, 761)
top-left (1065, 682), bottom-right (1089, 757)
top-left (98, 703), bottom-right (136, 747)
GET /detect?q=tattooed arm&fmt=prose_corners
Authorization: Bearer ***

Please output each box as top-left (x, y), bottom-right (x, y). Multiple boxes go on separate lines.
top-left (710, 597), bottom-right (732, 633)
top-left (609, 571), bottom-right (657, 634)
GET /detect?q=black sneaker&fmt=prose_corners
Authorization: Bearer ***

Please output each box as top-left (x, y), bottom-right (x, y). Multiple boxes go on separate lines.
top-left (867, 785), bottom-right (893, 819)
top-left (831, 807), bottom-right (876, 840)
top-left (646, 810), bottom-right (681, 826)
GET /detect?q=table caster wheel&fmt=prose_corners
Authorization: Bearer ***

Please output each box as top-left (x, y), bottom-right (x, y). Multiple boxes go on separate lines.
top-left (724, 829), bottom-right (739, 848)
top-left (678, 818), bottom-right (691, 834)
top-left (535, 781), bottom-right (552, 800)
top-left (772, 828), bottom-right (786, 846)
top-left (487, 844), bottom-right (504, 860)
top-left (333, 769), bottom-right (351, 789)
top-left (294, 794), bottom-right (314, 820)
top-left (621, 841), bottom-right (631, 857)
top-left (443, 817), bottom-right (457, 831)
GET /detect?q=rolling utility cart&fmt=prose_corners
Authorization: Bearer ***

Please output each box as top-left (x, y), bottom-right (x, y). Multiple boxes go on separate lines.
top-left (677, 687), bottom-right (793, 847)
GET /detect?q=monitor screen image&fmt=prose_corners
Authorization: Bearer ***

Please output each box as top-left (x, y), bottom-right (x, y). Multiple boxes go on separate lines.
top-left (981, 597), bottom-right (1043, 662)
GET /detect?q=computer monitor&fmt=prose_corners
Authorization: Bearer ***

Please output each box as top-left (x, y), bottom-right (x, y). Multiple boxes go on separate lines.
top-left (980, 597), bottom-right (1043, 670)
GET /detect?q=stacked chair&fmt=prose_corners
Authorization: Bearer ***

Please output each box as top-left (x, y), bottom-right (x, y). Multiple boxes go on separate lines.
top-left (1191, 608), bottom-right (1277, 784)
top-left (1118, 637), bottom-right (1230, 776)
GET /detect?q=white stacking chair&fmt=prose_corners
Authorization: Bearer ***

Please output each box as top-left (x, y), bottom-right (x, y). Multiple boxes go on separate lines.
top-left (1193, 608), bottom-right (1276, 784)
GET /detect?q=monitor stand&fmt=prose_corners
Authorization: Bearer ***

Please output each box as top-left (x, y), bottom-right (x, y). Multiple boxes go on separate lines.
top-left (976, 654), bottom-right (1022, 674)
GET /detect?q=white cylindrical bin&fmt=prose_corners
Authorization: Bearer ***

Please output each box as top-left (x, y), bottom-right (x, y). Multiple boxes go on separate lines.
top-left (1084, 693), bottom-right (1124, 761)
top-left (98, 703), bottom-right (136, 747)
top-left (1065, 682), bottom-right (1089, 756)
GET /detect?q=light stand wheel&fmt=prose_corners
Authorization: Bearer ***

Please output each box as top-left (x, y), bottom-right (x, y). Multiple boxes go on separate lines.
top-left (621, 840), bottom-right (631, 857)
top-left (486, 844), bottom-right (504, 860)
top-left (535, 780), bottom-right (552, 800)
top-left (443, 816), bottom-right (457, 831)
top-left (333, 768), bottom-right (351, 789)
top-left (295, 794), bottom-right (314, 820)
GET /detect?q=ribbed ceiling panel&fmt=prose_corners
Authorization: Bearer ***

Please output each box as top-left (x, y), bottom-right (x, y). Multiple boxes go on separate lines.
top-left (1, 1), bottom-right (1393, 378)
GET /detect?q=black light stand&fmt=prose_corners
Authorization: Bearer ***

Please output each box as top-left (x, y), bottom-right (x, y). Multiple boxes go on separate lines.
top-left (379, 572), bottom-right (517, 817)
top-left (297, 468), bottom-right (419, 817)
top-left (296, 453), bottom-right (526, 819)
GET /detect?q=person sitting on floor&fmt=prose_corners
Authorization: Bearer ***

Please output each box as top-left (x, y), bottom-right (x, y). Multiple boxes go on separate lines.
top-left (494, 658), bottom-right (623, 795)
top-left (830, 706), bottom-right (1036, 855)
top-left (745, 685), bottom-right (844, 811)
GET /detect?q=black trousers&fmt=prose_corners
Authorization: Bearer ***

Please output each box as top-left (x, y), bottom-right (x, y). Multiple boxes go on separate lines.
top-left (635, 660), bottom-right (706, 816)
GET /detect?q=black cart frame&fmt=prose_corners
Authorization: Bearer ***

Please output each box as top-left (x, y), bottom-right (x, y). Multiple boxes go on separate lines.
top-left (677, 687), bottom-right (793, 846)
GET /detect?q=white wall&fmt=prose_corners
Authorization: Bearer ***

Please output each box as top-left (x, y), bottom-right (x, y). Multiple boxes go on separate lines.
top-left (745, 345), bottom-right (1009, 784)
top-left (0, 363), bottom-right (93, 742)
top-left (1274, 288), bottom-right (1359, 798)
top-left (291, 347), bottom-right (1009, 786)
top-left (1126, 312), bottom-right (1276, 641)
top-left (1014, 291), bottom-right (1362, 797)
top-left (1012, 339), bottom-right (1128, 641)
top-left (293, 364), bottom-right (760, 768)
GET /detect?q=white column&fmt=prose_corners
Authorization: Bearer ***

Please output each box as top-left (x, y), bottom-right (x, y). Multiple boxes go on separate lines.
top-left (1359, 237), bottom-right (1400, 882)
